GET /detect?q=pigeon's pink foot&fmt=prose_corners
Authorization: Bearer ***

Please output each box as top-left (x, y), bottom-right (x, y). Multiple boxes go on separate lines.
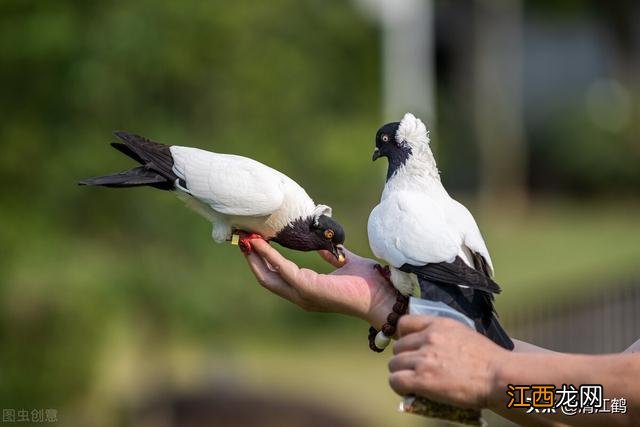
top-left (374, 264), bottom-right (392, 284)
top-left (237, 232), bottom-right (264, 254)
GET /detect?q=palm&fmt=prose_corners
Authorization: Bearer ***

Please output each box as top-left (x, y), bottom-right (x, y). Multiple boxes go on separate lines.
top-left (299, 251), bottom-right (390, 317)
top-left (243, 239), bottom-right (395, 324)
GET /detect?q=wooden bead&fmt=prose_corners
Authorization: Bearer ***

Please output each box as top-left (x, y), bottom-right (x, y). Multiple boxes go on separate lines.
top-left (387, 312), bottom-right (400, 325)
top-left (368, 327), bottom-right (378, 340)
top-left (393, 301), bottom-right (407, 313)
top-left (382, 323), bottom-right (395, 336)
top-left (367, 291), bottom-right (408, 353)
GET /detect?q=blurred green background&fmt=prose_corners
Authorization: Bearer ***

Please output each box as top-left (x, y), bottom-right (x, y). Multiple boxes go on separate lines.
top-left (1, 1), bottom-right (639, 426)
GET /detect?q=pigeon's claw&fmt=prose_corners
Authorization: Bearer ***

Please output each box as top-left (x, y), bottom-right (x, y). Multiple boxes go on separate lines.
top-left (236, 231), bottom-right (264, 254)
top-left (374, 264), bottom-right (392, 284)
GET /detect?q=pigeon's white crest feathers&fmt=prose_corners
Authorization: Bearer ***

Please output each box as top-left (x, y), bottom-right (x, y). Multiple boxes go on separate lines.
top-left (312, 204), bottom-right (332, 225)
top-left (397, 113), bottom-right (430, 152)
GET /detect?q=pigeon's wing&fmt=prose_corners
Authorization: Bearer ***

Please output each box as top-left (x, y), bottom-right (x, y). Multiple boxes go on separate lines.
top-left (400, 257), bottom-right (501, 294)
top-left (367, 191), bottom-right (461, 268)
top-left (400, 198), bottom-right (500, 294)
top-left (447, 199), bottom-right (495, 277)
top-left (170, 146), bottom-right (286, 217)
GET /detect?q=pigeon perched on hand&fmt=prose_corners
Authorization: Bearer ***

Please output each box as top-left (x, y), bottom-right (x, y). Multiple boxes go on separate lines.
top-left (80, 132), bottom-right (346, 261)
top-left (367, 113), bottom-right (513, 350)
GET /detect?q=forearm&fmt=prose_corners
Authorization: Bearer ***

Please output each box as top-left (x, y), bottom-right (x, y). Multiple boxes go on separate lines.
top-left (489, 353), bottom-right (640, 426)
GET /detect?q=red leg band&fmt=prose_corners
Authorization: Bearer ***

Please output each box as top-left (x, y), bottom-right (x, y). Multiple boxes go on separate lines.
top-left (238, 232), bottom-right (264, 254)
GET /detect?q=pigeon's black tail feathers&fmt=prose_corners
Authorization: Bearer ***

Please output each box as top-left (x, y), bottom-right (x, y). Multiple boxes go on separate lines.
top-left (78, 166), bottom-right (174, 189)
top-left (78, 132), bottom-right (177, 190)
top-left (484, 315), bottom-right (515, 350)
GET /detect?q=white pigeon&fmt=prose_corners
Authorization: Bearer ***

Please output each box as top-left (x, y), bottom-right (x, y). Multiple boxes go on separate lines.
top-left (80, 131), bottom-right (346, 260)
top-left (367, 113), bottom-right (513, 349)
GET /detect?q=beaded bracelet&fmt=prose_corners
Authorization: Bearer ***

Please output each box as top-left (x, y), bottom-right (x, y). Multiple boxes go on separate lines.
top-left (368, 265), bottom-right (409, 352)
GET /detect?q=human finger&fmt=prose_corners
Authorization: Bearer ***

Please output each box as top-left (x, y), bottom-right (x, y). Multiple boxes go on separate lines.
top-left (388, 351), bottom-right (421, 373)
top-left (249, 239), bottom-right (305, 285)
top-left (244, 250), bottom-right (297, 301)
top-left (393, 332), bottom-right (428, 355)
top-left (397, 315), bottom-right (435, 337)
top-left (388, 370), bottom-right (420, 396)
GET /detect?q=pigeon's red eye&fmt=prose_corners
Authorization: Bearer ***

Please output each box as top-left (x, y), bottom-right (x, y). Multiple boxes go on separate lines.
top-left (324, 229), bottom-right (334, 239)
top-left (381, 134), bottom-right (390, 143)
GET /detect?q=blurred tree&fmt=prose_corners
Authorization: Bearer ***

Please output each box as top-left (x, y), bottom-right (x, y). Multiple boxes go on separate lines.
top-left (473, 0), bottom-right (527, 209)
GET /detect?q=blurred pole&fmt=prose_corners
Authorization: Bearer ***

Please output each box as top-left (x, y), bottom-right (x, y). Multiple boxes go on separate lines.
top-left (473, 0), bottom-right (528, 210)
top-left (354, 0), bottom-right (435, 126)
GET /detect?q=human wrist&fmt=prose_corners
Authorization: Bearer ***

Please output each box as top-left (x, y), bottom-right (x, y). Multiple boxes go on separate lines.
top-left (363, 281), bottom-right (397, 331)
top-left (487, 350), bottom-right (520, 409)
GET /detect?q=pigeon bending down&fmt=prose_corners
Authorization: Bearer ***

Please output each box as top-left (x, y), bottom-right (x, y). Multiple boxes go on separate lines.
top-left (367, 113), bottom-right (513, 350)
top-left (80, 132), bottom-right (346, 261)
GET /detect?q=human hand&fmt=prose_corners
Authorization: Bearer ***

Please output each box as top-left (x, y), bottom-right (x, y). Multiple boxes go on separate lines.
top-left (388, 315), bottom-right (510, 409)
top-left (243, 239), bottom-right (396, 328)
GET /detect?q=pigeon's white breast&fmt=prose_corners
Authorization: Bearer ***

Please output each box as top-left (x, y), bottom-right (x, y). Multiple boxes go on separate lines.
top-left (367, 190), bottom-right (461, 268)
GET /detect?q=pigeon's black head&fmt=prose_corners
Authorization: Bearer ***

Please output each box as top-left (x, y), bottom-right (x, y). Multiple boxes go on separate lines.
top-left (372, 121), bottom-right (412, 180)
top-left (312, 214), bottom-right (345, 247)
top-left (308, 214), bottom-right (345, 262)
top-left (272, 214), bottom-right (346, 262)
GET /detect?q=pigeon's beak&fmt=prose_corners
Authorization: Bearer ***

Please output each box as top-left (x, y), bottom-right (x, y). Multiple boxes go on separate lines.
top-left (372, 148), bottom-right (381, 161)
top-left (332, 244), bottom-right (346, 264)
